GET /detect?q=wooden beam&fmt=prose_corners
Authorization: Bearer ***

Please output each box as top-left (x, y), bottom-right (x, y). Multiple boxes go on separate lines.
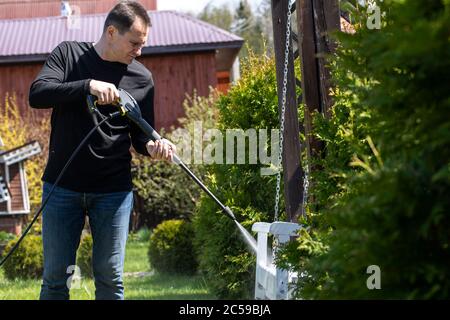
top-left (297, 0), bottom-right (340, 156)
top-left (296, 0), bottom-right (323, 165)
top-left (271, 0), bottom-right (303, 222)
top-left (312, 0), bottom-right (341, 119)
top-left (295, 0), bottom-right (341, 211)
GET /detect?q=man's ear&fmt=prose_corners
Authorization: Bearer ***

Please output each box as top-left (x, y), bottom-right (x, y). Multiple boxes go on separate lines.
top-left (106, 25), bottom-right (117, 41)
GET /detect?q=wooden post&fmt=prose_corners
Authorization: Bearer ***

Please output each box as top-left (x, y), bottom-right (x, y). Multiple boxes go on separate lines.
top-left (296, 0), bottom-right (340, 163)
top-left (312, 0), bottom-right (341, 119)
top-left (271, 0), bottom-right (303, 222)
top-left (296, 0), bottom-right (323, 166)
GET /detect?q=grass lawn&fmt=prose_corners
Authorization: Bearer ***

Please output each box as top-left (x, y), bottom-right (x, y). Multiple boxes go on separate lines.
top-left (0, 236), bottom-right (215, 300)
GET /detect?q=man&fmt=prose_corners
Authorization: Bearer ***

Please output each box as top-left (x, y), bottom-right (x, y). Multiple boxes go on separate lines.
top-left (29, 1), bottom-right (175, 300)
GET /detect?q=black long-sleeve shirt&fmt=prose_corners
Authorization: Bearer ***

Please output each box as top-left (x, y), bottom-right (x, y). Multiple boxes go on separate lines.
top-left (29, 41), bottom-right (155, 193)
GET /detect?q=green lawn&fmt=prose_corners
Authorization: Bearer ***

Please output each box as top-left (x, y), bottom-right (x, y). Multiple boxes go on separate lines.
top-left (0, 237), bottom-right (215, 300)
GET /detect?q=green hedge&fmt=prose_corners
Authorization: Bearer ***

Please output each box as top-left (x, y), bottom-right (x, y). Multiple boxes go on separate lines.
top-left (2, 235), bottom-right (43, 280)
top-left (193, 52), bottom-right (300, 299)
top-left (1, 230), bottom-right (93, 281)
top-left (76, 233), bottom-right (93, 279)
top-left (284, 0), bottom-right (450, 299)
top-left (0, 231), bottom-right (15, 257)
top-left (132, 159), bottom-right (205, 228)
top-left (148, 219), bottom-right (198, 275)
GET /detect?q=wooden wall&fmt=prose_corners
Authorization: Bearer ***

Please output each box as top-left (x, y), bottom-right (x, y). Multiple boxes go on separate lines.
top-left (216, 71), bottom-right (231, 94)
top-left (0, 163), bottom-right (25, 213)
top-left (0, 63), bottom-right (43, 120)
top-left (9, 163), bottom-right (25, 212)
top-left (0, 216), bottom-right (23, 235)
top-left (0, 51), bottom-right (217, 131)
top-left (0, 163), bottom-right (26, 236)
top-left (139, 52), bottom-right (217, 130)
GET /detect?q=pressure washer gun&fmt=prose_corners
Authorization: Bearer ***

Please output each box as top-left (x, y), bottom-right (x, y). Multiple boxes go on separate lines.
top-left (87, 89), bottom-right (181, 164)
top-left (86, 88), bottom-right (236, 222)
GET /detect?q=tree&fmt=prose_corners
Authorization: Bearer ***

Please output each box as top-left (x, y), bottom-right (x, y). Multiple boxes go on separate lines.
top-left (256, 0), bottom-right (274, 55)
top-left (198, 0), bottom-right (271, 60)
top-left (198, 2), bottom-right (234, 31)
top-left (231, 0), bottom-right (264, 59)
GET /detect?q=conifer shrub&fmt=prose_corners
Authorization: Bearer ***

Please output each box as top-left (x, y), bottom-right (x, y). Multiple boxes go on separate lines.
top-left (76, 233), bottom-right (93, 278)
top-left (148, 219), bottom-right (198, 275)
top-left (283, 0), bottom-right (450, 299)
top-left (2, 235), bottom-right (43, 280)
top-left (193, 52), bottom-right (299, 299)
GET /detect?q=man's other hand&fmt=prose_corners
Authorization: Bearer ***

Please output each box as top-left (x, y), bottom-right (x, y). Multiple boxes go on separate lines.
top-left (146, 139), bottom-right (177, 162)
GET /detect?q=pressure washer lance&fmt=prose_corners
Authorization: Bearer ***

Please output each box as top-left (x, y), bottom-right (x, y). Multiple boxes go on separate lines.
top-left (87, 89), bottom-right (257, 253)
top-left (0, 89), bottom-right (256, 269)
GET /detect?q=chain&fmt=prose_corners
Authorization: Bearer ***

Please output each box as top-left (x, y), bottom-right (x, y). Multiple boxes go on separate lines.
top-left (301, 161), bottom-right (309, 216)
top-left (274, 0), bottom-right (293, 222)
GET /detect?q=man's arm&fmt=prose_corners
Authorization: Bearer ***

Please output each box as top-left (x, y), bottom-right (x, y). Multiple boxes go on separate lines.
top-left (29, 41), bottom-right (91, 109)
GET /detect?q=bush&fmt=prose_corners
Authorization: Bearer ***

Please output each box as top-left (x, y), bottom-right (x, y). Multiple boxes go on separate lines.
top-left (135, 227), bottom-right (151, 242)
top-left (148, 219), bottom-right (197, 275)
top-left (194, 204), bottom-right (260, 299)
top-left (285, 0), bottom-right (450, 299)
top-left (129, 227), bottom-right (152, 243)
top-left (2, 231), bottom-right (93, 281)
top-left (2, 235), bottom-right (43, 280)
top-left (132, 158), bottom-right (206, 229)
top-left (193, 51), bottom-right (300, 299)
top-left (0, 231), bottom-right (15, 244)
top-left (0, 231), bottom-right (16, 257)
top-left (76, 232), bottom-right (93, 279)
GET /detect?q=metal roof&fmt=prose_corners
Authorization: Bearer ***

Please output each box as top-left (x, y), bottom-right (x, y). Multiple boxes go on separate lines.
top-left (0, 10), bottom-right (243, 63)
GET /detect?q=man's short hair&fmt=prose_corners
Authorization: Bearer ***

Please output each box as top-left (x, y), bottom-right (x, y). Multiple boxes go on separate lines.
top-left (103, 1), bottom-right (151, 34)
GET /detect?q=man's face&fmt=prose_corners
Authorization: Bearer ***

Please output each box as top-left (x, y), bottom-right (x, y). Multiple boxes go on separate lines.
top-left (108, 18), bottom-right (149, 65)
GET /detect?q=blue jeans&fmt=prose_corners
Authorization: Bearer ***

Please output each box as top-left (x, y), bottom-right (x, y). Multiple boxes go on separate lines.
top-left (39, 182), bottom-right (133, 300)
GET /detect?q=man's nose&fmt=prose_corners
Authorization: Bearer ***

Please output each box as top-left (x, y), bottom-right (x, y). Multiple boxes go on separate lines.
top-left (135, 47), bottom-right (142, 57)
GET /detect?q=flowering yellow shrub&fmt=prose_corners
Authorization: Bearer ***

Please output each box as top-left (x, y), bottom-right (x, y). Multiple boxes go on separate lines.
top-left (0, 94), bottom-right (48, 210)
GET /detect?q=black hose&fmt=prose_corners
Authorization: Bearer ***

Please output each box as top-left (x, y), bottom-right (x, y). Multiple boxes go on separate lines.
top-left (0, 112), bottom-right (121, 268)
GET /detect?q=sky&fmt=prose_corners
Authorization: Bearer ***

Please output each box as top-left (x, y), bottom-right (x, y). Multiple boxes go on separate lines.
top-left (157, 0), bottom-right (264, 14)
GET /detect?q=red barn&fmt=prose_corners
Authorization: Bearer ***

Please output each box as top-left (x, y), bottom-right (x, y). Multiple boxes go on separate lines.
top-left (0, 2), bottom-right (243, 131)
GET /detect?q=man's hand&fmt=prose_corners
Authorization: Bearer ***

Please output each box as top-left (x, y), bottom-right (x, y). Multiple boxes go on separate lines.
top-left (89, 80), bottom-right (119, 105)
top-left (146, 139), bottom-right (177, 162)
